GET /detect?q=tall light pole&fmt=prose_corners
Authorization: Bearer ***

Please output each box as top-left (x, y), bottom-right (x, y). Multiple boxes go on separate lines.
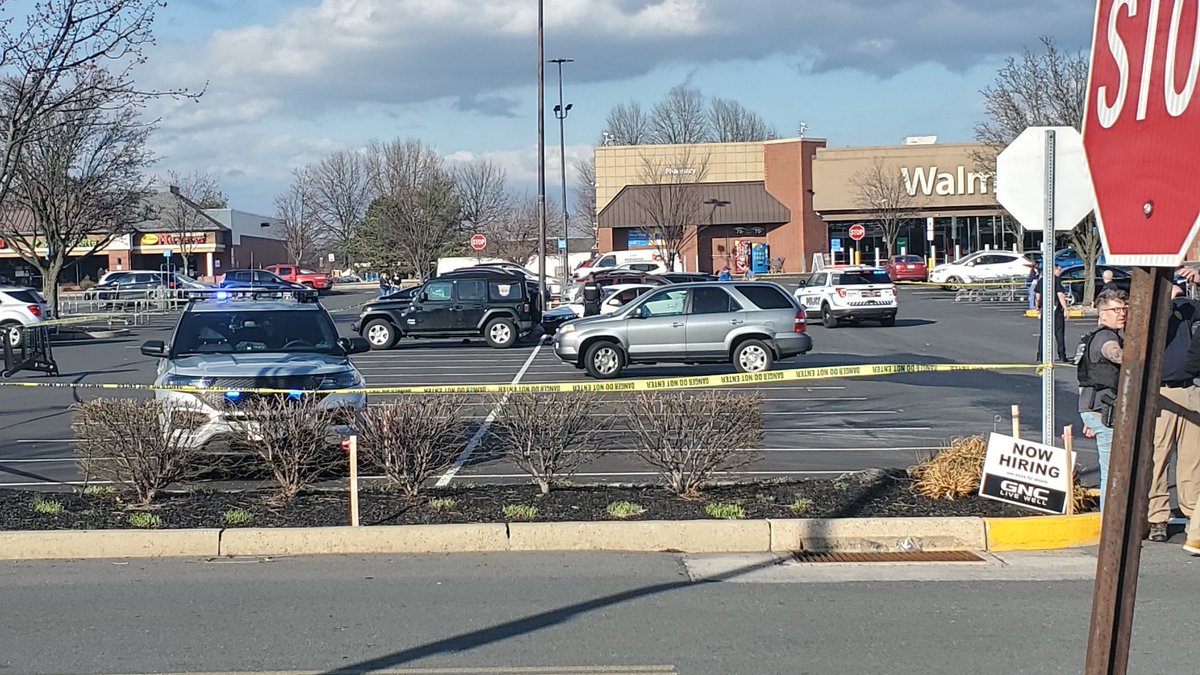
top-left (549, 57), bottom-right (573, 295)
top-left (535, 0), bottom-right (547, 311)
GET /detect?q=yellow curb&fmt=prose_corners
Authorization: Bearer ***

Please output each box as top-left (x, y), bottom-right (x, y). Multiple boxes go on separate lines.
top-left (983, 513), bottom-right (1101, 551)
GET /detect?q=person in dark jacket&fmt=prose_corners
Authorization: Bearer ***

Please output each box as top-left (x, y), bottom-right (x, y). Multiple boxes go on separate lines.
top-left (1035, 265), bottom-right (1071, 362)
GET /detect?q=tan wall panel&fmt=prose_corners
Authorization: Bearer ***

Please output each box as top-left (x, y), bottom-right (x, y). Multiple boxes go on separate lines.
top-left (596, 142), bottom-right (766, 213)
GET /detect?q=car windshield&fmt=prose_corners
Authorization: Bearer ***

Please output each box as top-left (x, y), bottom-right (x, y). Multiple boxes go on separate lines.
top-left (173, 309), bottom-right (340, 355)
top-left (836, 271), bottom-right (891, 285)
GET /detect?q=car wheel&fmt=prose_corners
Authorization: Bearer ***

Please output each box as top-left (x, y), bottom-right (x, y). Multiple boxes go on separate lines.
top-left (585, 341), bottom-right (624, 379)
top-left (880, 315), bottom-right (896, 327)
top-left (484, 317), bottom-right (517, 348)
top-left (1, 321), bottom-right (22, 349)
top-left (945, 275), bottom-right (963, 291)
top-left (364, 319), bottom-right (397, 350)
top-left (821, 303), bottom-right (838, 328)
top-left (733, 339), bottom-right (774, 373)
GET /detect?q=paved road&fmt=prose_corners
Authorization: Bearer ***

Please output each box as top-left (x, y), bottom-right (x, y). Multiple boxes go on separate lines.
top-left (0, 286), bottom-right (1107, 488)
top-left (1, 546), bottom-right (1198, 674)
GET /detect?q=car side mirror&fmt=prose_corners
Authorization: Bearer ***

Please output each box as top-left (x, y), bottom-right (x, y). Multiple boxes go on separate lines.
top-left (796, 279), bottom-right (807, 287)
top-left (140, 340), bottom-right (167, 358)
top-left (338, 337), bottom-right (371, 355)
top-left (418, 292), bottom-right (428, 302)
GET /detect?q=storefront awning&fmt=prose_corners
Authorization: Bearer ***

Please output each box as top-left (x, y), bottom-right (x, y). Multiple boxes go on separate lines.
top-left (598, 180), bottom-right (790, 229)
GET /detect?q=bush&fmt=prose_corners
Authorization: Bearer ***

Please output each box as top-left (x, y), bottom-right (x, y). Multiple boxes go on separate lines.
top-left (502, 504), bottom-right (538, 520)
top-left (428, 498), bottom-right (456, 512)
top-left (32, 496), bottom-right (63, 515)
top-left (223, 508), bottom-right (253, 526)
top-left (907, 436), bottom-right (987, 500)
top-left (626, 391), bottom-right (764, 497)
top-left (72, 398), bottom-right (207, 506)
top-left (128, 512), bottom-right (161, 529)
top-left (227, 397), bottom-right (345, 505)
top-left (790, 497), bottom-right (813, 515)
top-left (606, 501), bottom-right (646, 519)
top-left (489, 392), bottom-right (610, 495)
top-left (356, 396), bottom-right (467, 500)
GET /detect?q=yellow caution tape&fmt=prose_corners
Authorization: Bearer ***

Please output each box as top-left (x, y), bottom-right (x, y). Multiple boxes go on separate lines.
top-left (0, 362), bottom-right (1039, 395)
top-left (36, 315), bottom-right (124, 328)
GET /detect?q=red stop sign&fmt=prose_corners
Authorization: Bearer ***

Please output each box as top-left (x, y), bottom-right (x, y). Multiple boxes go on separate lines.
top-left (470, 234), bottom-right (487, 251)
top-left (1084, 0), bottom-right (1200, 266)
top-left (848, 224), bottom-right (866, 241)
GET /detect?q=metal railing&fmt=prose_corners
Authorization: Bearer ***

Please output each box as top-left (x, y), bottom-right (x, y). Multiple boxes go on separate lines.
top-left (58, 287), bottom-right (191, 326)
top-left (953, 276), bottom-right (1029, 303)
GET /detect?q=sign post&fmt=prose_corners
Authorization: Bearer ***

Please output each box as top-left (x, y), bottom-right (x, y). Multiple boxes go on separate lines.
top-left (996, 125), bottom-right (1095, 446)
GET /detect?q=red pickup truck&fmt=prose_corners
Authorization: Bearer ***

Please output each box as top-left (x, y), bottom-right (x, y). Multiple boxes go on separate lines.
top-left (263, 265), bottom-right (334, 293)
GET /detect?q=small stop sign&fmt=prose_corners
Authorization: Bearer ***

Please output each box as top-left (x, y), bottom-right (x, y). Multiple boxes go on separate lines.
top-left (470, 234), bottom-right (487, 251)
top-left (849, 224), bottom-right (866, 241)
top-left (1084, 0), bottom-right (1200, 265)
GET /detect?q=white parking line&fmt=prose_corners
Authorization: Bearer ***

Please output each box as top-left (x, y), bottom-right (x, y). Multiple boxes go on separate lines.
top-left (434, 342), bottom-right (543, 487)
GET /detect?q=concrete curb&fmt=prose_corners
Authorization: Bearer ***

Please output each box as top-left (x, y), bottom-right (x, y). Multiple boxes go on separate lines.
top-left (0, 514), bottom-right (1102, 560)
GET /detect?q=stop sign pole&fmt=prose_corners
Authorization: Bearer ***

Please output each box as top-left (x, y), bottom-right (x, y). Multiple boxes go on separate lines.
top-left (1082, 1), bottom-right (1200, 672)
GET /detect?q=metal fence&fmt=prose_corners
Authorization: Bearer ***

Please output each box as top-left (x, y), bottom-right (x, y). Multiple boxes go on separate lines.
top-left (58, 287), bottom-right (190, 326)
top-left (953, 276), bottom-right (1029, 303)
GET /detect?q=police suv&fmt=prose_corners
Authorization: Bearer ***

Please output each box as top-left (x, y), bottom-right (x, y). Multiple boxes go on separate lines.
top-left (793, 266), bottom-right (898, 328)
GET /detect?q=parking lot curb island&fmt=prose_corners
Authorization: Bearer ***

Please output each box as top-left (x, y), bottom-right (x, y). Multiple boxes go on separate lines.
top-left (0, 529), bottom-right (221, 560)
top-left (218, 523), bottom-right (510, 556)
top-left (769, 517), bottom-right (987, 552)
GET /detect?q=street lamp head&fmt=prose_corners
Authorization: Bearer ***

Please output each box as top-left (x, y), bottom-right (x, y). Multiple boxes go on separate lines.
top-left (554, 104), bottom-right (561, 113)
top-left (565, 103), bottom-right (573, 112)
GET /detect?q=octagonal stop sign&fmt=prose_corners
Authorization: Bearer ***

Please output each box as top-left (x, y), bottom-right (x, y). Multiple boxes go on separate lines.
top-left (996, 126), bottom-right (1095, 233)
top-left (1083, 0), bottom-right (1200, 266)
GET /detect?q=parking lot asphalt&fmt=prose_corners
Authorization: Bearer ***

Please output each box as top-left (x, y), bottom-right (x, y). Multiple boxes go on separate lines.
top-left (0, 284), bottom-right (1105, 489)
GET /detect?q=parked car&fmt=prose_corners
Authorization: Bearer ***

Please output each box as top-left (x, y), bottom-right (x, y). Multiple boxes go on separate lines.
top-left (553, 281), bottom-right (812, 379)
top-left (263, 265), bottom-right (334, 294)
top-left (574, 251), bottom-right (665, 279)
top-left (446, 265), bottom-right (561, 297)
top-left (1054, 247), bottom-right (1106, 269)
top-left (92, 271), bottom-right (208, 304)
top-left (353, 269), bottom-right (538, 350)
top-left (794, 266), bottom-right (897, 327)
top-left (662, 272), bottom-right (718, 283)
top-left (140, 291), bottom-right (370, 451)
top-left (0, 286), bottom-right (48, 348)
top-left (928, 250), bottom-right (1033, 287)
top-left (615, 261), bottom-right (669, 274)
top-left (218, 269), bottom-right (307, 291)
top-left (563, 271), bottom-right (672, 302)
top-left (1060, 264), bottom-right (1131, 304)
top-left (541, 284), bottom-right (655, 333)
top-left (883, 254), bottom-right (928, 282)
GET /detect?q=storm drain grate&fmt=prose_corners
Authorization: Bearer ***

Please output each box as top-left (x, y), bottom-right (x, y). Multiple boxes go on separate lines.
top-left (790, 550), bottom-right (985, 563)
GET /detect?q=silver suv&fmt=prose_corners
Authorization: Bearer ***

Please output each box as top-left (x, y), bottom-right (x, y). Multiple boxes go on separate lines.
top-left (553, 281), bottom-right (813, 379)
top-left (140, 292), bottom-right (370, 449)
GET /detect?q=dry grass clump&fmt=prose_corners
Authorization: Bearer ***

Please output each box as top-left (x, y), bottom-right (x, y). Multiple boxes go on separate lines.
top-left (908, 436), bottom-right (987, 500)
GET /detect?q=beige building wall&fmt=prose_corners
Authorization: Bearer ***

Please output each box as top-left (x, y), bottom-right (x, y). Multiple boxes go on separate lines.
top-left (595, 141), bottom-right (766, 213)
top-left (812, 143), bottom-right (1000, 220)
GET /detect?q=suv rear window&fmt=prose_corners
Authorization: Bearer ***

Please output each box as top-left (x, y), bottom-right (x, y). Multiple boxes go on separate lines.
top-left (4, 289), bottom-right (40, 304)
top-left (734, 284), bottom-right (793, 309)
top-left (835, 271), bottom-right (892, 285)
top-left (488, 280), bottom-right (521, 301)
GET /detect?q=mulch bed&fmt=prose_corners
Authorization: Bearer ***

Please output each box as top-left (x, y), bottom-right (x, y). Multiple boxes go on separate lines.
top-left (0, 469), bottom-right (1079, 531)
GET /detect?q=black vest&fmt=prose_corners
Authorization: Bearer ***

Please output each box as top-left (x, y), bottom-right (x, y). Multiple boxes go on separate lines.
top-left (1078, 328), bottom-right (1121, 391)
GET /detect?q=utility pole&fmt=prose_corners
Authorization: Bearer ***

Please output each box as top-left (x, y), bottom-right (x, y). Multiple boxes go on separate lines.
top-left (535, 0), bottom-right (547, 311)
top-left (550, 57), bottom-right (573, 299)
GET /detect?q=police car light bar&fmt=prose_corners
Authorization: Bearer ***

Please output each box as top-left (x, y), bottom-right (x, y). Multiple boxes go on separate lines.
top-left (184, 287), bottom-right (320, 303)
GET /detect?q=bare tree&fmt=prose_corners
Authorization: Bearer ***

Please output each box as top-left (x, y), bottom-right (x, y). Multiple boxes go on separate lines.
top-left (708, 97), bottom-right (775, 142)
top-left (0, 0), bottom-right (197, 212)
top-left (649, 85), bottom-right (710, 144)
top-left (603, 101), bottom-right (650, 145)
top-left (452, 158), bottom-right (509, 234)
top-left (850, 158), bottom-right (919, 257)
top-left (479, 192), bottom-right (543, 265)
top-left (3, 101), bottom-right (153, 312)
top-left (573, 156), bottom-right (597, 245)
top-left (634, 148), bottom-right (711, 271)
top-left (227, 398), bottom-right (345, 505)
top-left (275, 167), bottom-right (324, 266)
top-left (154, 169), bottom-right (226, 275)
top-left (309, 149), bottom-right (372, 266)
top-left (974, 35), bottom-right (1096, 298)
top-left (358, 137), bottom-right (462, 279)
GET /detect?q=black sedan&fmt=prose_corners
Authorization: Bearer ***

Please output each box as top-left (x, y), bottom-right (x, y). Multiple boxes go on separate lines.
top-left (1060, 264), bottom-right (1131, 304)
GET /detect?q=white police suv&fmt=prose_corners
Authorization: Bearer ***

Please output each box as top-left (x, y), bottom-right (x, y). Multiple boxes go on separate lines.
top-left (793, 266), bottom-right (898, 328)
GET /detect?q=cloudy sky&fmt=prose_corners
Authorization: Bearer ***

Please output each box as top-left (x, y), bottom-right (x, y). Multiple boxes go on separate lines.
top-left (135, 0), bottom-right (1094, 215)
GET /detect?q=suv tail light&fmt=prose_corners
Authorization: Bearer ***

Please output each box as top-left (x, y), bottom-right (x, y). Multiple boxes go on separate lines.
top-left (794, 308), bottom-right (806, 333)
top-left (522, 303), bottom-right (530, 313)
top-left (27, 305), bottom-right (42, 317)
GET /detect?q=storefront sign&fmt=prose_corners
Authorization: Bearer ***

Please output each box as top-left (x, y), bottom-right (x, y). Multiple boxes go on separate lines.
top-left (140, 232), bottom-right (210, 247)
top-left (663, 167), bottom-right (697, 176)
top-left (901, 166), bottom-right (993, 197)
top-left (733, 226), bottom-right (766, 236)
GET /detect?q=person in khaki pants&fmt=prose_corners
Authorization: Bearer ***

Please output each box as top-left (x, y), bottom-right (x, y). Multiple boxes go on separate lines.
top-left (1150, 269), bottom-right (1200, 544)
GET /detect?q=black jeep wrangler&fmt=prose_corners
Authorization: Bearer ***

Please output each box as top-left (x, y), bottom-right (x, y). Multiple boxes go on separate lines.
top-left (353, 269), bottom-right (540, 350)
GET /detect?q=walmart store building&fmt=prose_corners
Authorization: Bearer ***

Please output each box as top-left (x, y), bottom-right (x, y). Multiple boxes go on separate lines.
top-left (595, 138), bottom-right (1013, 274)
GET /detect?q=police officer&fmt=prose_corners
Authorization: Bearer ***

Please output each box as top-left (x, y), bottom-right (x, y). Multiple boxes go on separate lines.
top-left (1078, 288), bottom-right (1127, 512)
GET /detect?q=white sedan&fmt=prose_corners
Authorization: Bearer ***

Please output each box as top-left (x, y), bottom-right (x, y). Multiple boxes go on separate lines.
top-left (928, 251), bottom-right (1033, 286)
